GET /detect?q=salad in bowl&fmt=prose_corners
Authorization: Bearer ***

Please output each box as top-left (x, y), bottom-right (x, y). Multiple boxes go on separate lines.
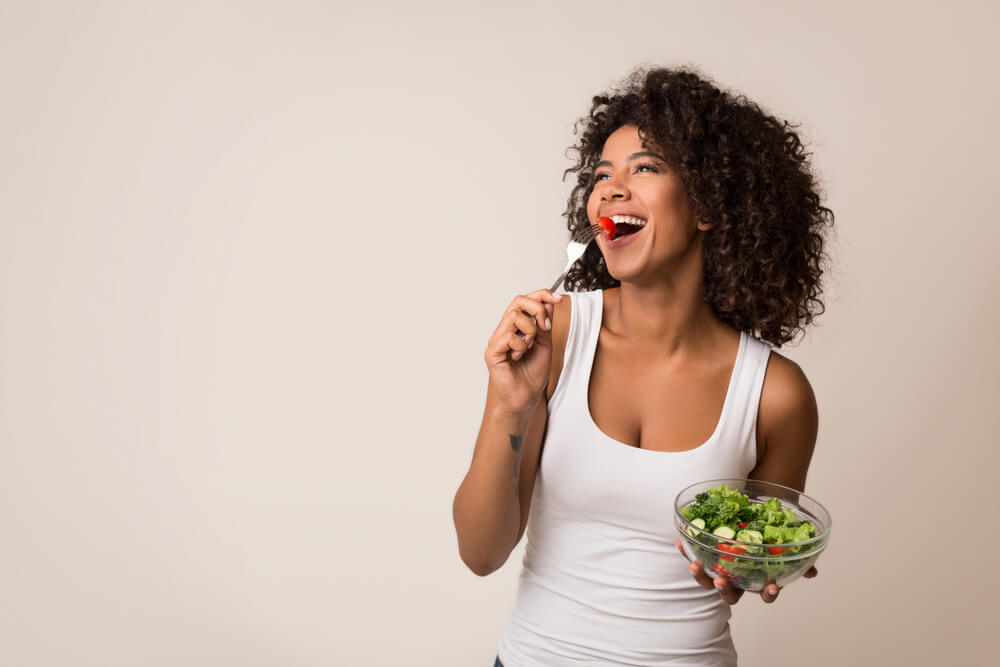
top-left (674, 479), bottom-right (831, 592)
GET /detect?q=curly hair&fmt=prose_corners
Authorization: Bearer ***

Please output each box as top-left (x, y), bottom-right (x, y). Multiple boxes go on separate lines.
top-left (561, 65), bottom-right (834, 347)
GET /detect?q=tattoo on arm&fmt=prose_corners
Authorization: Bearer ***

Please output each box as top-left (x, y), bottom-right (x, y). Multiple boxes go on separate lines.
top-left (508, 433), bottom-right (523, 497)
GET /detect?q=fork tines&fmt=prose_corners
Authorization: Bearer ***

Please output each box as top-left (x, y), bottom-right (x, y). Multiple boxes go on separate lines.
top-left (573, 223), bottom-right (604, 244)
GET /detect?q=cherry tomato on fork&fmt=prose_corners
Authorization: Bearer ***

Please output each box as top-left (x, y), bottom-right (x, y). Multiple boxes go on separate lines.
top-left (598, 216), bottom-right (617, 239)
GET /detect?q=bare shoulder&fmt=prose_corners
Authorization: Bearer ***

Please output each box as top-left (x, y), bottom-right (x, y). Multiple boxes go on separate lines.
top-left (752, 349), bottom-right (819, 490)
top-left (545, 292), bottom-right (572, 402)
top-left (759, 351), bottom-right (818, 437)
top-left (761, 352), bottom-right (815, 413)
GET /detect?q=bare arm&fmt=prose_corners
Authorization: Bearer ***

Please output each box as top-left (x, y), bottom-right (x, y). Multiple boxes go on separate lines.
top-left (748, 353), bottom-right (819, 492)
top-left (452, 386), bottom-right (548, 576)
top-left (452, 290), bottom-right (567, 576)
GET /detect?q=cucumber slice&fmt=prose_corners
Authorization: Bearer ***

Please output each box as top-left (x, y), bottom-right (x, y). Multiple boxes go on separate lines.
top-left (685, 517), bottom-right (706, 538)
top-left (713, 525), bottom-right (736, 539)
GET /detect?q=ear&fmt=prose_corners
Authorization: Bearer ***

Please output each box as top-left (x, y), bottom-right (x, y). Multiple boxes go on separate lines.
top-left (697, 220), bottom-right (714, 231)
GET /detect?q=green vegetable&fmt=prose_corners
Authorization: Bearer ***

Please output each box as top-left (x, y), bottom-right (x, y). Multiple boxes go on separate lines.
top-left (736, 529), bottom-right (764, 544)
top-left (713, 525), bottom-right (736, 539)
top-left (682, 484), bottom-right (817, 549)
top-left (686, 517), bottom-right (706, 538)
top-left (680, 484), bottom-right (822, 590)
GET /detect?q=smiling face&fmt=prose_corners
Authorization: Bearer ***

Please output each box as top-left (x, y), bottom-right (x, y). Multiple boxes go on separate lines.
top-left (587, 124), bottom-right (710, 284)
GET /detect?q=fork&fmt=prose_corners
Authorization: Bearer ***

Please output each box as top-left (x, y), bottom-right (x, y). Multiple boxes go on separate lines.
top-left (549, 223), bottom-right (604, 293)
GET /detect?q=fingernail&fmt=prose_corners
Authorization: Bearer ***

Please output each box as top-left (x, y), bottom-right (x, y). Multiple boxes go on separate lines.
top-left (545, 318), bottom-right (551, 330)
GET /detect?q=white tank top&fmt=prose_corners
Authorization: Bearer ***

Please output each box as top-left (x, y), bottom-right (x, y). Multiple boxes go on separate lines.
top-left (497, 289), bottom-right (772, 667)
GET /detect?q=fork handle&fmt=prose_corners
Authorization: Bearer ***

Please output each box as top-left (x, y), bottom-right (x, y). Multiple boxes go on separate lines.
top-left (551, 229), bottom-right (599, 293)
top-left (550, 265), bottom-right (572, 293)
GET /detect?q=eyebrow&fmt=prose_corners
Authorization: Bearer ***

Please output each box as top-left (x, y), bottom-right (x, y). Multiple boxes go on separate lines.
top-left (593, 151), bottom-right (666, 171)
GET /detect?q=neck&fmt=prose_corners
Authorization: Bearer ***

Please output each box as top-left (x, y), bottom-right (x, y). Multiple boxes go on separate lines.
top-left (606, 251), bottom-right (721, 357)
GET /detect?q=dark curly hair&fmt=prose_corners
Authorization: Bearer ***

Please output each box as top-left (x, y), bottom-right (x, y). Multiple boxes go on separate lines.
top-left (561, 64), bottom-right (834, 347)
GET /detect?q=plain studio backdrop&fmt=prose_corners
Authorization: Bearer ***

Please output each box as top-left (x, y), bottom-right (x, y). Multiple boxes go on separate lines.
top-left (1, 1), bottom-right (997, 665)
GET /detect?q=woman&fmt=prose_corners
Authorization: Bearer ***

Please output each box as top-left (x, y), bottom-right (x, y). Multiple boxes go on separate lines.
top-left (452, 65), bottom-right (833, 666)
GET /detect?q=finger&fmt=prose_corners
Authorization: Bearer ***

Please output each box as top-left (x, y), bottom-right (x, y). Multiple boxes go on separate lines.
top-left (804, 566), bottom-right (818, 578)
top-left (525, 289), bottom-right (564, 306)
top-left (499, 309), bottom-right (538, 348)
top-left (760, 583), bottom-right (780, 603)
top-left (510, 295), bottom-right (557, 332)
top-left (507, 309), bottom-right (540, 342)
top-left (677, 541), bottom-right (719, 590)
top-left (688, 560), bottom-right (715, 590)
top-left (486, 300), bottom-right (542, 364)
top-left (505, 331), bottom-right (530, 361)
top-left (714, 577), bottom-right (745, 605)
top-left (530, 291), bottom-right (562, 329)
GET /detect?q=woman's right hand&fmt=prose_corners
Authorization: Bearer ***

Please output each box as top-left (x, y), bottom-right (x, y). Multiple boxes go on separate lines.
top-left (484, 289), bottom-right (564, 414)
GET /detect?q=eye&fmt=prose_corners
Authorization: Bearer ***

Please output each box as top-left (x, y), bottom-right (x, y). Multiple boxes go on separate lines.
top-left (593, 162), bottom-right (660, 181)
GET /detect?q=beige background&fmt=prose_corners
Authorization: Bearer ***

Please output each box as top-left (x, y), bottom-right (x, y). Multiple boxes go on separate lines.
top-left (1, 1), bottom-right (997, 665)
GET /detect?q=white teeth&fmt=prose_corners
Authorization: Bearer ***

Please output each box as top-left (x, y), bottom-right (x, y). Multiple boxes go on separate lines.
top-left (610, 215), bottom-right (647, 227)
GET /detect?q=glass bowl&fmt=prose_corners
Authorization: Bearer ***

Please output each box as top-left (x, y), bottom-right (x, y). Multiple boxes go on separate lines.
top-left (674, 478), bottom-right (832, 592)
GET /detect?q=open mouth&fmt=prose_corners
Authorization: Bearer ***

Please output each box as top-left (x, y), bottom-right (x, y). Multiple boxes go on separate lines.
top-left (615, 222), bottom-right (645, 237)
top-left (608, 214), bottom-right (648, 240)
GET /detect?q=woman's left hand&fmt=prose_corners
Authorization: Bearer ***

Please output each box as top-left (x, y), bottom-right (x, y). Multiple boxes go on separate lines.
top-left (675, 539), bottom-right (818, 604)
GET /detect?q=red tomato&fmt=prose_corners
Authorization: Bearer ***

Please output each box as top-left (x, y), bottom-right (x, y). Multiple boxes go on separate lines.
top-left (598, 216), bottom-right (617, 239)
top-left (737, 522), bottom-right (749, 528)
top-left (767, 546), bottom-right (788, 555)
top-left (718, 543), bottom-right (742, 560)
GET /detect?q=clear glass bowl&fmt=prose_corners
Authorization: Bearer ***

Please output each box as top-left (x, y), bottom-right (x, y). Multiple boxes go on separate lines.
top-left (674, 478), bottom-right (832, 592)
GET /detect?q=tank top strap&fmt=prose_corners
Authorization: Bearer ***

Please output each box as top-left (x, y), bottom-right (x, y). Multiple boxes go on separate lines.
top-left (714, 332), bottom-right (772, 470)
top-left (548, 290), bottom-right (601, 413)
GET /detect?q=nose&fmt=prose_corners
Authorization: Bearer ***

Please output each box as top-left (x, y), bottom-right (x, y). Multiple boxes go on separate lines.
top-left (599, 171), bottom-right (629, 201)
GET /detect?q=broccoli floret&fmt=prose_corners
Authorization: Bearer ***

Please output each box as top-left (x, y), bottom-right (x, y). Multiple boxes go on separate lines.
top-left (717, 504), bottom-right (738, 524)
top-left (700, 496), bottom-right (735, 528)
top-left (683, 504), bottom-right (708, 521)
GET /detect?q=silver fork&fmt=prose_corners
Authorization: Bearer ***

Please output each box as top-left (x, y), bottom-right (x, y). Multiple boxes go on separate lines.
top-left (549, 223), bottom-right (604, 293)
